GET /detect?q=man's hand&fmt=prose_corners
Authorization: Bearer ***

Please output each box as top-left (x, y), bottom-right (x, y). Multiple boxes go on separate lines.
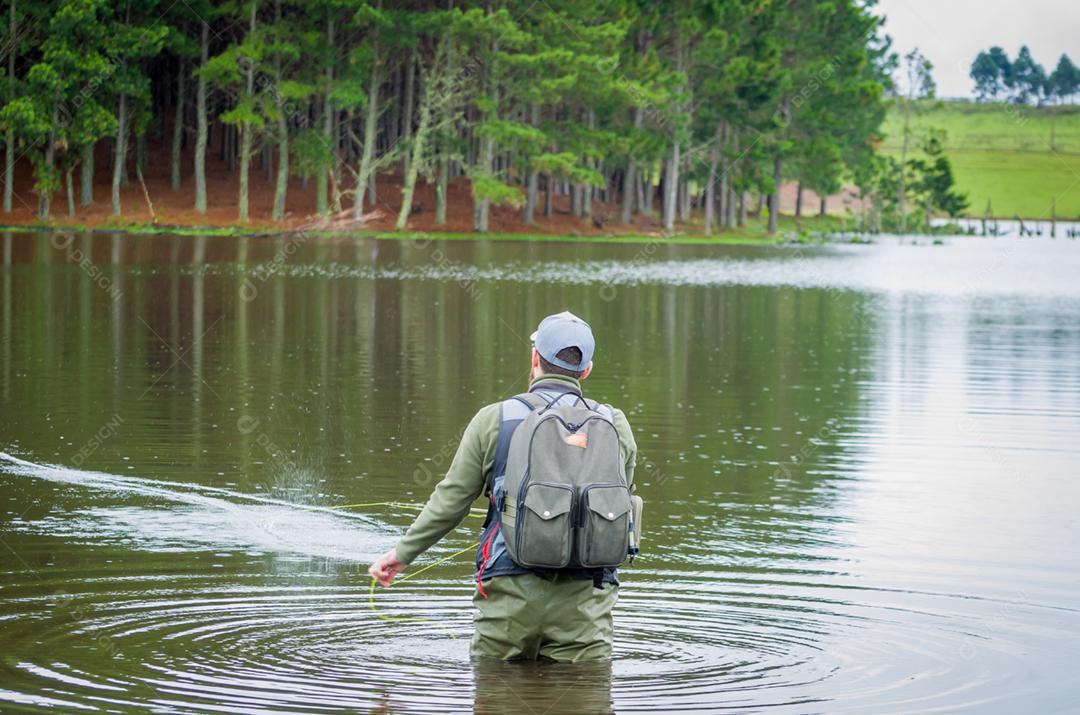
top-left (368, 549), bottom-right (407, 587)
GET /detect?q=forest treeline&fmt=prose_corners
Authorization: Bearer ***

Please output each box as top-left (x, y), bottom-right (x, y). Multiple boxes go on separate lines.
top-left (1, 0), bottom-right (898, 233)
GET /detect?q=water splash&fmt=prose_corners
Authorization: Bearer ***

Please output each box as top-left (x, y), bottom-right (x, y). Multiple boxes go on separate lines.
top-left (0, 451), bottom-right (394, 562)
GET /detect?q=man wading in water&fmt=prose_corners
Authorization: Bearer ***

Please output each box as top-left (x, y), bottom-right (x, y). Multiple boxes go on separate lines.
top-left (369, 311), bottom-right (640, 661)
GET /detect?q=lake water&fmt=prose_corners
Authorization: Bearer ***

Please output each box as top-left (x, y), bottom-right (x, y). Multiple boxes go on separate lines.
top-left (1, 231), bottom-right (1079, 713)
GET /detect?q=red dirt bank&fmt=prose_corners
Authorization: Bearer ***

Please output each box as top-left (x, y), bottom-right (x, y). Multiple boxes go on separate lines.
top-left (0, 143), bottom-right (856, 235)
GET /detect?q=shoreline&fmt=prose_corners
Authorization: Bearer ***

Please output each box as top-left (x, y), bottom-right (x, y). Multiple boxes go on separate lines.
top-left (0, 218), bottom-right (833, 247)
top-left (14, 212), bottom-right (1067, 245)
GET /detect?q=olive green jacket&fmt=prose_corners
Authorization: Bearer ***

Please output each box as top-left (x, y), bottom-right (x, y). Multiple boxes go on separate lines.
top-left (395, 374), bottom-right (638, 565)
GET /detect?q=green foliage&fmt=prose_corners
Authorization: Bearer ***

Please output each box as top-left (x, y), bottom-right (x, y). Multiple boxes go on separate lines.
top-left (1010, 46), bottom-right (1047, 105)
top-left (1, 0), bottom-right (156, 214)
top-left (1, 0), bottom-right (898, 230)
top-left (856, 125), bottom-right (967, 227)
top-left (220, 100), bottom-right (266, 130)
top-left (971, 45), bottom-right (1075, 106)
top-left (971, 48), bottom-right (1011, 102)
top-left (1048, 55), bottom-right (1080, 103)
top-left (907, 154), bottom-right (968, 218)
top-left (471, 172), bottom-right (524, 208)
top-left (0, 97), bottom-right (51, 142)
top-left (530, 152), bottom-right (605, 187)
top-left (291, 128), bottom-right (332, 180)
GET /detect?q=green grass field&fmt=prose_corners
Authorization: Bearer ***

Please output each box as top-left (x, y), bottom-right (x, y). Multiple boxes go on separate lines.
top-left (881, 101), bottom-right (1080, 219)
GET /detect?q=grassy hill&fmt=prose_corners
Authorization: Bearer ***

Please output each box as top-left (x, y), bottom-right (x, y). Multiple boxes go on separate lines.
top-left (880, 101), bottom-right (1080, 219)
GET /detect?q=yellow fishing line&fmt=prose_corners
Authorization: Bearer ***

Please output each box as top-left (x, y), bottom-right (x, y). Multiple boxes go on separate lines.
top-left (333, 501), bottom-right (424, 510)
top-left (367, 542), bottom-right (479, 639)
top-left (333, 501), bottom-right (485, 518)
top-left (344, 501), bottom-right (482, 636)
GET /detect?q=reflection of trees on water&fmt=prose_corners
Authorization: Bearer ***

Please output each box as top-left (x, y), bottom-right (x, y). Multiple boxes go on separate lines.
top-left (579, 280), bottom-right (875, 563)
top-left (3, 233), bottom-right (12, 402)
top-left (6, 234), bottom-right (873, 564)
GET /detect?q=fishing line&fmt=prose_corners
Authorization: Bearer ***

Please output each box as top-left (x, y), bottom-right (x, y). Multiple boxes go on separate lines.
top-left (332, 501), bottom-right (425, 510)
top-left (342, 500), bottom-right (482, 638)
top-left (367, 542), bottom-right (479, 640)
top-left (332, 501), bottom-right (486, 518)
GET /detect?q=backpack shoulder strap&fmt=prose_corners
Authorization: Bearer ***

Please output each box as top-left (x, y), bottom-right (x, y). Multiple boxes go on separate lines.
top-left (487, 394), bottom-right (542, 496)
top-left (582, 397), bottom-right (614, 422)
top-left (532, 383), bottom-right (592, 413)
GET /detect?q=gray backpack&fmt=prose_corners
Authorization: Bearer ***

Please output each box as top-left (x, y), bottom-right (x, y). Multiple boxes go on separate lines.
top-left (499, 391), bottom-right (635, 570)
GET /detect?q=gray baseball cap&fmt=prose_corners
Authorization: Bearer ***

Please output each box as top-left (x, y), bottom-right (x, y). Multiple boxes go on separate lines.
top-left (530, 311), bottom-right (595, 371)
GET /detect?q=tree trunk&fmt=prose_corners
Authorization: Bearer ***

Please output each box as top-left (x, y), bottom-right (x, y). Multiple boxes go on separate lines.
top-left (397, 62), bottom-right (432, 231)
top-left (238, 129), bottom-right (252, 220)
top-left (522, 162), bottom-right (539, 223)
top-left (435, 151), bottom-right (448, 225)
top-left (543, 173), bottom-right (553, 217)
top-left (678, 162), bottom-right (690, 222)
top-left (819, 195), bottom-right (827, 216)
top-left (716, 123), bottom-right (728, 227)
top-left (80, 143), bottom-right (94, 206)
top-left (795, 181), bottom-right (803, 218)
top-left (386, 65), bottom-right (400, 150)
top-left (237, 1), bottom-right (257, 222)
top-left (620, 105), bottom-right (643, 224)
top-left (663, 40), bottom-right (688, 232)
top-left (581, 109), bottom-right (595, 219)
top-left (474, 128), bottom-right (494, 232)
top-left (473, 43), bottom-right (496, 233)
top-left (194, 23), bottom-right (208, 213)
top-left (270, 0), bottom-right (287, 221)
top-left (2, 127), bottom-right (11, 213)
top-left (768, 96), bottom-right (789, 235)
top-left (636, 168), bottom-right (647, 216)
top-left (2, 0), bottom-right (12, 213)
top-left (317, 15), bottom-right (334, 215)
top-left (402, 48), bottom-right (415, 178)
top-left (65, 167), bottom-right (75, 217)
top-left (619, 164), bottom-right (633, 223)
top-left (522, 103), bottom-right (540, 225)
top-left (465, 113), bottom-right (475, 168)
top-left (331, 105), bottom-right (343, 213)
top-left (136, 132), bottom-right (147, 181)
top-left (662, 146), bottom-right (679, 232)
top-left (738, 191), bottom-right (747, 226)
top-left (354, 50), bottom-right (380, 221)
top-left (272, 112), bottom-right (289, 220)
top-left (39, 121), bottom-right (56, 219)
top-left (767, 155), bottom-right (781, 234)
top-left (111, 92), bottom-right (127, 215)
top-left (725, 128), bottom-right (738, 229)
top-left (704, 147), bottom-right (718, 234)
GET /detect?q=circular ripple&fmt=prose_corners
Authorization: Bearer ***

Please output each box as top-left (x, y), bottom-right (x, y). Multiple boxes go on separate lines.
top-left (2, 564), bottom-right (1076, 714)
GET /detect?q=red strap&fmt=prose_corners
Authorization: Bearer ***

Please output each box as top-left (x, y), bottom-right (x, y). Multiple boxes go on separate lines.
top-left (476, 523), bottom-right (499, 600)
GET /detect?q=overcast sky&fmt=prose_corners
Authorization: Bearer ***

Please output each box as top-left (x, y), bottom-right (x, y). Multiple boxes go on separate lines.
top-left (875, 0), bottom-right (1080, 98)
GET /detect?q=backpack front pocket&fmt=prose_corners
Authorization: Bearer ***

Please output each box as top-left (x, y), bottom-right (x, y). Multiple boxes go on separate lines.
top-left (580, 484), bottom-right (632, 568)
top-left (516, 482), bottom-right (574, 568)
